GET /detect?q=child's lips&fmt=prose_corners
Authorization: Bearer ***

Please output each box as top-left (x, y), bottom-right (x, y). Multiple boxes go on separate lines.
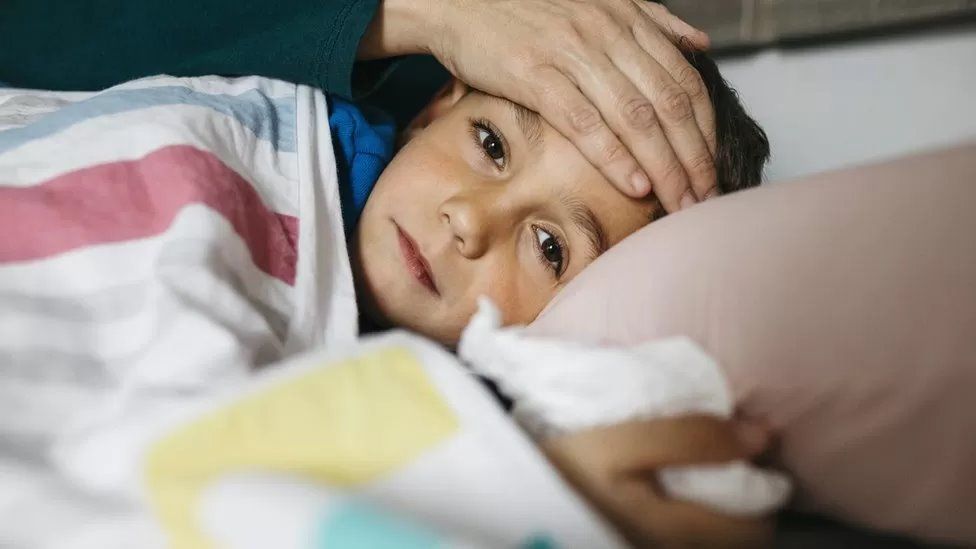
top-left (395, 223), bottom-right (439, 296)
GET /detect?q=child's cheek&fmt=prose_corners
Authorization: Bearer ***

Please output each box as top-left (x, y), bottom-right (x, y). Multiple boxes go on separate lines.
top-left (482, 265), bottom-right (550, 327)
top-left (394, 137), bottom-right (472, 195)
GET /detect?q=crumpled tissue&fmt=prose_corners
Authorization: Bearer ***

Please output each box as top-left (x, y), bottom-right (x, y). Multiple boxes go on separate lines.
top-left (459, 298), bottom-right (791, 516)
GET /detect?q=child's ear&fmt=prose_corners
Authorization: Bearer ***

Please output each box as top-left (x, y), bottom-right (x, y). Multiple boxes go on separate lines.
top-left (400, 78), bottom-right (468, 144)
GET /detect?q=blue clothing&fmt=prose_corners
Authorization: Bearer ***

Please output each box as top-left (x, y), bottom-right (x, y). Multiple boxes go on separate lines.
top-left (327, 96), bottom-right (395, 235)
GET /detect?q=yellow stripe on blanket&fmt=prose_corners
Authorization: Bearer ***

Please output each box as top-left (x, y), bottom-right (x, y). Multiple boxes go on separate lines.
top-left (145, 346), bottom-right (459, 549)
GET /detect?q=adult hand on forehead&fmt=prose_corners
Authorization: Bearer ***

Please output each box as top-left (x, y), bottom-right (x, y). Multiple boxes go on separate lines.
top-left (361, 0), bottom-right (719, 211)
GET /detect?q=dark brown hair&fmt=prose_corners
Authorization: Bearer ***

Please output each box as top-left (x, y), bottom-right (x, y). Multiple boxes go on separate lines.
top-left (688, 48), bottom-right (770, 194)
top-left (645, 49), bottom-right (769, 221)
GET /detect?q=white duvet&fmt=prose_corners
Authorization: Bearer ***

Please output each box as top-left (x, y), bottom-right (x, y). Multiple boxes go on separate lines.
top-left (0, 76), bottom-right (621, 548)
top-left (0, 75), bottom-right (788, 549)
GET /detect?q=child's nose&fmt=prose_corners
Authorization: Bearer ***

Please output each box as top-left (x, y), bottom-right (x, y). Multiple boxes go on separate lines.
top-left (438, 192), bottom-right (512, 259)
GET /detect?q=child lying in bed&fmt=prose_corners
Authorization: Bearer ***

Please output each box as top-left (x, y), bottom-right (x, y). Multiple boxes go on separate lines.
top-left (354, 51), bottom-right (768, 344)
top-left (0, 50), bottom-right (768, 547)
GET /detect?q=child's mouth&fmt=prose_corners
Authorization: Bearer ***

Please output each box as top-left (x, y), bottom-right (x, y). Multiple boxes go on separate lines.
top-left (395, 223), bottom-right (439, 296)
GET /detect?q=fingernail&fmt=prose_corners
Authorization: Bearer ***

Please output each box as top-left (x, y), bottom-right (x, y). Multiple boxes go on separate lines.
top-left (734, 420), bottom-right (771, 456)
top-left (630, 172), bottom-right (651, 196)
top-left (698, 31), bottom-right (712, 50)
top-left (680, 190), bottom-right (697, 210)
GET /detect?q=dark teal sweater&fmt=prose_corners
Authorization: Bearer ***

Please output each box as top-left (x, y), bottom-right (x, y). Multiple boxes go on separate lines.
top-left (1, 0), bottom-right (375, 95)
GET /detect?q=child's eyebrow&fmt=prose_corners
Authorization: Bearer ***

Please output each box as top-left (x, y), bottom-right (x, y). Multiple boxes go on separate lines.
top-left (486, 95), bottom-right (544, 150)
top-left (562, 195), bottom-right (609, 262)
top-left (508, 101), bottom-right (545, 150)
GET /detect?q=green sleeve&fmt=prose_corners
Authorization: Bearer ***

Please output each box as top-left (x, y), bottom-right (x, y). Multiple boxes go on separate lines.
top-left (0, 0), bottom-right (383, 97)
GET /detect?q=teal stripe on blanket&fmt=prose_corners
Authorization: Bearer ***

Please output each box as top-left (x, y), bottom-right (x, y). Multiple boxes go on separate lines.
top-left (0, 86), bottom-right (295, 154)
top-left (315, 501), bottom-right (442, 549)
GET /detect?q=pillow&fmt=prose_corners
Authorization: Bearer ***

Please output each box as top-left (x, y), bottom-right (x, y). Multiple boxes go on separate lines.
top-left (527, 143), bottom-right (976, 545)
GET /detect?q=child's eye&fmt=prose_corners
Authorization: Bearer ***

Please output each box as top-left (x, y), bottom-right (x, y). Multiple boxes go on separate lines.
top-left (471, 119), bottom-right (507, 169)
top-left (533, 226), bottom-right (565, 278)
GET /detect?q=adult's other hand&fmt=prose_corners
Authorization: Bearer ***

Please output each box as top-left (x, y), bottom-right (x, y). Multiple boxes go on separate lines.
top-left (360, 0), bottom-right (718, 211)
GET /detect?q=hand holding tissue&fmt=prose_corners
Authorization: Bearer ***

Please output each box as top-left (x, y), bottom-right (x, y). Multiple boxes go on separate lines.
top-left (460, 298), bottom-right (791, 518)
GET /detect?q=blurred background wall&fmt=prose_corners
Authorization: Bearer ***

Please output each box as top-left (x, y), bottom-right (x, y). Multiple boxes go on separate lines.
top-left (667, 0), bottom-right (976, 48)
top-left (665, 1), bottom-right (976, 182)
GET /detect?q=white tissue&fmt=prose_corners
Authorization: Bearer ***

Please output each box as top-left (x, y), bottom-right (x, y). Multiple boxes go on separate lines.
top-left (459, 298), bottom-right (791, 517)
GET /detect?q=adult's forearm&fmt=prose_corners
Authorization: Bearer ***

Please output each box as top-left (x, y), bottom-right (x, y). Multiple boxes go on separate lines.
top-left (0, 0), bottom-right (385, 95)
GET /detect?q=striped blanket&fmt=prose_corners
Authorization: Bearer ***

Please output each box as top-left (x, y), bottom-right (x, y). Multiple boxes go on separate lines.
top-left (0, 75), bottom-right (353, 546)
top-left (0, 76), bottom-right (620, 548)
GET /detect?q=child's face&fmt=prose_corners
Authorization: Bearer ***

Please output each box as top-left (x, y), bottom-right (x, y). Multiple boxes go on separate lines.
top-left (353, 80), bottom-right (656, 344)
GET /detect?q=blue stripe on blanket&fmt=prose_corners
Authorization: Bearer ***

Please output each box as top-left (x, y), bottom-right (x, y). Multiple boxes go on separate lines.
top-left (0, 86), bottom-right (296, 154)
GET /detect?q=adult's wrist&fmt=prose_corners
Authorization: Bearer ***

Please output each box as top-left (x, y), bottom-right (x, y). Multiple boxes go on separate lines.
top-left (357, 0), bottom-right (445, 60)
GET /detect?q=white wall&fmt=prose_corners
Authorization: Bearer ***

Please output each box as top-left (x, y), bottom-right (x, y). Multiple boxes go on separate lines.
top-left (718, 23), bottom-right (976, 182)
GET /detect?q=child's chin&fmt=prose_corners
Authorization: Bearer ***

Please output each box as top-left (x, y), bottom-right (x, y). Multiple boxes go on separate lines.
top-left (352, 277), bottom-right (461, 345)
top-left (391, 314), bottom-right (461, 347)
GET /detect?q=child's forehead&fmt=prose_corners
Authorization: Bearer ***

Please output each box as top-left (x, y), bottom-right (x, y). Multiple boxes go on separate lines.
top-left (461, 91), bottom-right (659, 237)
top-left (572, 176), bottom-right (659, 244)
top-left (526, 141), bottom-right (659, 244)
top-left (465, 91), bottom-right (546, 138)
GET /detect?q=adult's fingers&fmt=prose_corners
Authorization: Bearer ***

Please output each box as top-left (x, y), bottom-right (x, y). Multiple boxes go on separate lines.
top-left (636, 0), bottom-right (711, 51)
top-left (528, 66), bottom-right (652, 197)
top-left (562, 48), bottom-right (694, 209)
top-left (632, 14), bottom-right (718, 158)
top-left (609, 37), bottom-right (718, 208)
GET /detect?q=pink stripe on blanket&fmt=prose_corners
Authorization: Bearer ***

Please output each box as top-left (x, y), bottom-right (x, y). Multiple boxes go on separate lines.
top-left (0, 145), bottom-right (299, 285)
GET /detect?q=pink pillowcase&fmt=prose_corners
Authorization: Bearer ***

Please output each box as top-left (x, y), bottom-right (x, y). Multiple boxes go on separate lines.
top-left (527, 143), bottom-right (976, 545)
